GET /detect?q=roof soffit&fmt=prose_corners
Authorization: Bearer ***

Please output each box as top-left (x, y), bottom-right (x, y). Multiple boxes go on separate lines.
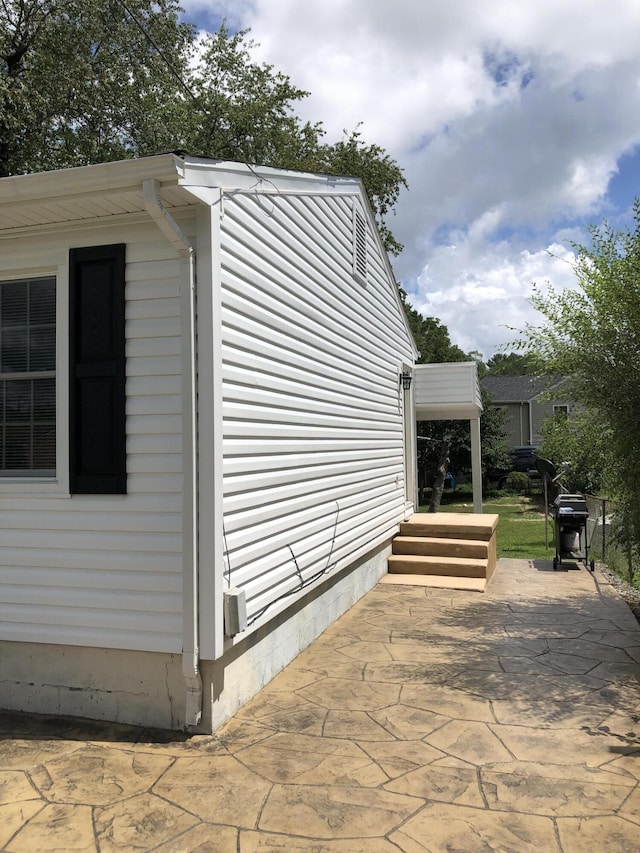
top-left (0, 155), bottom-right (191, 233)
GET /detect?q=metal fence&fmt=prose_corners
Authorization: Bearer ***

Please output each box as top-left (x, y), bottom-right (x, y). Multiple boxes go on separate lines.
top-left (584, 494), bottom-right (611, 563)
top-left (584, 493), bottom-right (638, 582)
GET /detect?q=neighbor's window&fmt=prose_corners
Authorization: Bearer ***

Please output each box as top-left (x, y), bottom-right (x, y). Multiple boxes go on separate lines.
top-left (553, 404), bottom-right (569, 418)
top-left (0, 277), bottom-right (56, 476)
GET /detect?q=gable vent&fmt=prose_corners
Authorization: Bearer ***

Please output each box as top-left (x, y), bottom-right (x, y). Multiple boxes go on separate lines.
top-left (352, 203), bottom-right (368, 284)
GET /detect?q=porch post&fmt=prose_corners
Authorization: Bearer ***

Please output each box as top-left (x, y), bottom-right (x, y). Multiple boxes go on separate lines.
top-left (470, 416), bottom-right (483, 513)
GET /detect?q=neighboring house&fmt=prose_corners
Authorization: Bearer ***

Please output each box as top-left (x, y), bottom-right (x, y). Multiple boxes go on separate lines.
top-left (481, 375), bottom-right (573, 449)
top-left (0, 154), bottom-right (420, 732)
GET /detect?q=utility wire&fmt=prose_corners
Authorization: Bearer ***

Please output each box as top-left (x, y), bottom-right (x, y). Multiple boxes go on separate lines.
top-left (114, 0), bottom-right (275, 185)
top-left (113, 0), bottom-right (206, 111)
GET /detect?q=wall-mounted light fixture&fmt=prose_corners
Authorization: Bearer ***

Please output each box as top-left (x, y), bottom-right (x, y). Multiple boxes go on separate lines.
top-left (399, 372), bottom-right (413, 391)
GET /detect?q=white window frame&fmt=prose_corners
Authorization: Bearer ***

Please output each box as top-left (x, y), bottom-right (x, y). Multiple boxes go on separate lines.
top-left (553, 404), bottom-right (569, 418)
top-left (0, 260), bottom-right (69, 496)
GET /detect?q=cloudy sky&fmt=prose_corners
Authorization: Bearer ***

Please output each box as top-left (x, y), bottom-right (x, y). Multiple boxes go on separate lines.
top-left (179, 0), bottom-right (640, 360)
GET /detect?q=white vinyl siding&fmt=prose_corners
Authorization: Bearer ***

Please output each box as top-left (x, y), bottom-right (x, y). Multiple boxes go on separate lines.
top-left (219, 192), bottom-right (414, 628)
top-left (531, 399), bottom-right (560, 445)
top-left (1, 159), bottom-right (420, 678)
top-left (0, 225), bottom-right (184, 653)
top-left (352, 202), bottom-right (368, 283)
top-left (499, 402), bottom-right (529, 448)
top-left (413, 362), bottom-right (482, 421)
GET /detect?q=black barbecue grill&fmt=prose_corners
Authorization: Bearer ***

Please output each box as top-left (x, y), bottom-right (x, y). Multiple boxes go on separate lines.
top-left (551, 493), bottom-right (594, 572)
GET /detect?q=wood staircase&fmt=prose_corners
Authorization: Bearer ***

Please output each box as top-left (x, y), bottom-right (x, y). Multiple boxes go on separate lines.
top-left (381, 512), bottom-right (499, 592)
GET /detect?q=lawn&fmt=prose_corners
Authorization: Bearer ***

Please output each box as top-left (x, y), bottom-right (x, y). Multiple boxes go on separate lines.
top-left (420, 492), bottom-right (555, 560)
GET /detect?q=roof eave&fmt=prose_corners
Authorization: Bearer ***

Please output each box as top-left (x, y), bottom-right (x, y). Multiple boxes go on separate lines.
top-left (0, 153), bottom-right (184, 206)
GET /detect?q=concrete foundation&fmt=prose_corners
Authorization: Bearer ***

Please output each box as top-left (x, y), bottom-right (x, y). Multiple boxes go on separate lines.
top-left (202, 542), bottom-right (390, 732)
top-left (0, 542), bottom-right (390, 732)
top-left (0, 643), bottom-right (186, 729)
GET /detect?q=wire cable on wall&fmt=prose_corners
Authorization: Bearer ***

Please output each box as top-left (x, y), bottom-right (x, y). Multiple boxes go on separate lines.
top-left (246, 502), bottom-right (341, 627)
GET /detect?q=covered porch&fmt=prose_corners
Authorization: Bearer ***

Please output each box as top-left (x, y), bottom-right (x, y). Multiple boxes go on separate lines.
top-left (413, 361), bottom-right (484, 513)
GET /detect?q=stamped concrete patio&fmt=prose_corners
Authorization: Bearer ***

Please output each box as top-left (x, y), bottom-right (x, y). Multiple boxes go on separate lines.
top-left (1, 558), bottom-right (640, 852)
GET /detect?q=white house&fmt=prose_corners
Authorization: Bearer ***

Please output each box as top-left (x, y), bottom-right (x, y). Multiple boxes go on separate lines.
top-left (0, 154), bottom-right (421, 731)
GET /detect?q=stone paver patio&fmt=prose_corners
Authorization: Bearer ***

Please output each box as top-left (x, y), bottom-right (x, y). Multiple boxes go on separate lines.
top-left (1, 558), bottom-right (639, 851)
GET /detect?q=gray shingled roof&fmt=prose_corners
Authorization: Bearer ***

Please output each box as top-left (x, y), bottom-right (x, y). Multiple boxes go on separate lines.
top-left (481, 375), bottom-right (564, 402)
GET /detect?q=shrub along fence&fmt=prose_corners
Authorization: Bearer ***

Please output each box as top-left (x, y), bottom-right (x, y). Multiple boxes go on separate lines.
top-left (585, 494), bottom-right (638, 585)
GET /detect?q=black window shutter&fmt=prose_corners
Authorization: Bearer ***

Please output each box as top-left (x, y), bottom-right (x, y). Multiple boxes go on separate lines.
top-left (69, 244), bottom-right (126, 494)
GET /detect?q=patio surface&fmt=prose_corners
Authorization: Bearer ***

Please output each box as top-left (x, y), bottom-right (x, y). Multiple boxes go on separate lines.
top-left (1, 558), bottom-right (639, 852)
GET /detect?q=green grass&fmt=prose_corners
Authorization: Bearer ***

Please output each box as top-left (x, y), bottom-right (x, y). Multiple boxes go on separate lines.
top-left (419, 493), bottom-right (555, 560)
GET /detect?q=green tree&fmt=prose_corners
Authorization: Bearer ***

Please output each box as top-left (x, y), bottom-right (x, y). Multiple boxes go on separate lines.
top-left (316, 128), bottom-right (407, 256)
top-left (417, 389), bottom-right (510, 506)
top-left (521, 200), bottom-right (640, 544)
top-left (418, 390), bottom-right (509, 477)
top-left (478, 389), bottom-right (511, 478)
top-left (185, 25), bottom-right (321, 169)
top-left (405, 298), bottom-right (510, 505)
top-left (401, 299), bottom-right (468, 364)
top-left (486, 351), bottom-right (538, 375)
top-left (1, 6), bottom-right (406, 252)
top-left (0, 0), bottom-right (195, 175)
top-left (538, 411), bottom-right (610, 496)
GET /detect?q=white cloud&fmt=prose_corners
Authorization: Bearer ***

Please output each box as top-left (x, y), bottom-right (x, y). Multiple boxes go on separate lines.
top-left (408, 237), bottom-right (578, 357)
top-left (182, 0), bottom-right (640, 358)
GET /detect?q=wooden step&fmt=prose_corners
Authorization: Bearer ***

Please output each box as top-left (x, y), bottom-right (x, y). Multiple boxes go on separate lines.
top-left (400, 512), bottom-right (498, 541)
top-left (387, 554), bottom-right (487, 578)
top-left (392, 536), bottom-right (489, 560)
top-left (387, 512), bottom-right (499, 592)
top-left (380, 573), bottom-right (487, 592)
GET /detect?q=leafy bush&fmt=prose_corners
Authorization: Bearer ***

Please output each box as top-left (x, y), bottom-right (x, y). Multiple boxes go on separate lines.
top-left (506, 471), bottom-right (530, 493)
top-left (521, 201), bottom-right (640, 548)
top-left (539, 411), bottom-right (610, 495)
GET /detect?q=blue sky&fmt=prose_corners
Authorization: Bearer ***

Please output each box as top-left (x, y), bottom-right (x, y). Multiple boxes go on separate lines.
top-left (179, 0), bottom-right (640, 359)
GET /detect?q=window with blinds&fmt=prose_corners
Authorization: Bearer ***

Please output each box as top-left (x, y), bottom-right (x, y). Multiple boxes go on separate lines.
top-left (0, 277), bottom-right (56, 476)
